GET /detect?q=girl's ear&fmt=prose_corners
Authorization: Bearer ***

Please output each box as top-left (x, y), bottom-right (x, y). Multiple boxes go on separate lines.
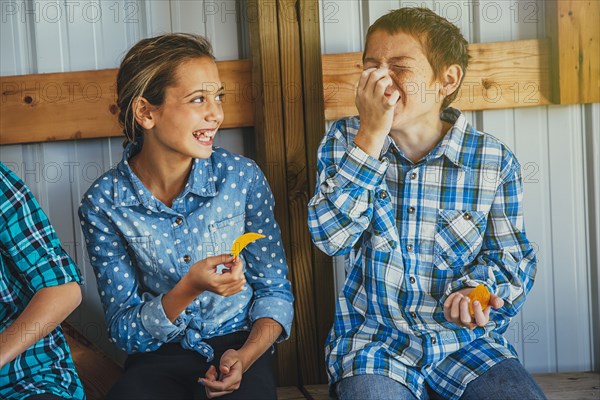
top-left (440, 64), bottom-right (463, 97)
top-left (133, 97), bottom-right (155, 130)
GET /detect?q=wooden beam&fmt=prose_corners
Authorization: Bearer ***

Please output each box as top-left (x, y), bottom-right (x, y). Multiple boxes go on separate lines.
top-left (546, 0), bottom-right (600, 104)
top-left (276, 0), bottom-right (327, 385)
top-left (0, 60), bottom-right (254, 145)
top-left (247, 0), bottom-right (298, 386)
top-left (322, 39), bottom-right (553, 121)
top-left (298, 0), bottom-right (334, 384)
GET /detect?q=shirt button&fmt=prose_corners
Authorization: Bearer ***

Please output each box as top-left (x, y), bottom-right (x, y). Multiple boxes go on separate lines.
top-left (406, 244), bottom-right (414, 252)
top-left (409, 276), bottom-right (416, 284)
top-left (463, 213), bottom-right (472, 220)
top-left (410, 172), bottom-right (417, 180)
top-left (183, 255), bottom-right (191, 263)
top-left (407, 206), bottom-right (415, 214)
top-left (410, 312), bottom-right (417, 318)
top-left (175, 217), bottom-right (183, 225)
top-left (379, 190), bottom-right (388, 199)
top-left (185, 309), bottom-right (193, 315)
top-left (432, 337), bottom-right (437, 344)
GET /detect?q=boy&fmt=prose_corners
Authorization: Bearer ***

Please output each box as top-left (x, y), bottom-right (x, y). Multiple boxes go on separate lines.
top-left (308, 8), bottom-right (545, 400)
top-left (0, 162), bottom-right (85, 399)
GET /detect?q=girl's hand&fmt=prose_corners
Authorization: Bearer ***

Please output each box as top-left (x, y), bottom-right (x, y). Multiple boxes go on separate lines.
top-left (199, 349), bottom-right (245, 398)
top-left (443, 287), bottom-right (504, 329)
top-left (185, 254), bottom-right (246, 297)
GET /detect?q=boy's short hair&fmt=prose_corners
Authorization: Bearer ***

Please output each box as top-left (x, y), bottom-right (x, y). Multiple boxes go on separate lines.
top-left (365, 7), bottom-right (470, 109)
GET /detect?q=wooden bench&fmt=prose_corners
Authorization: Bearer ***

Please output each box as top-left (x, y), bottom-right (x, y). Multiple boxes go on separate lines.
top-left (64, 323), bottom-right (599, 400)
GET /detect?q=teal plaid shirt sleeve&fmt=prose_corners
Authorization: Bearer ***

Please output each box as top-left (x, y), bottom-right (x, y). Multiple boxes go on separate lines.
top-left (0, 164), bottom-right (82, 291)
top-left (308, 118), bottom-right (390, 256)
top-left (0, 162), bottom-right (84, 400)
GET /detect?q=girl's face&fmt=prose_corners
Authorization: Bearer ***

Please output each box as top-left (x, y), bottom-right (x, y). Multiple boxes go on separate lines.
top-left (145, 56), bottom-right (224, 160)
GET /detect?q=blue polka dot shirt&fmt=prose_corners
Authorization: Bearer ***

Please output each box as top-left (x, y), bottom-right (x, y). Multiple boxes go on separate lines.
top-left (78, 142), bottom-right (294, 360)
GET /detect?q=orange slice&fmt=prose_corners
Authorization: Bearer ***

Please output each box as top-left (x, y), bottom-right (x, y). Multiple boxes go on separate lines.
top-left (468, 284), bottom-right (491, 315)
top-left (231, 232), bottom-right (265, 258)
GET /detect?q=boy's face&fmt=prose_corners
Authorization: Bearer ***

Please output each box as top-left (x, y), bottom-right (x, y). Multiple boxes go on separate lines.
top-left (363, 30), bottom-right (445, 133)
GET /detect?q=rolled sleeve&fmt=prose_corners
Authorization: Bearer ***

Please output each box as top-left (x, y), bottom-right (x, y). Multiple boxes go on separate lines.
top-left (24, 247), bottom-right (83, 292)
top-left (325, 144), bottom-right (389, 192)
top-left (0, 165), bottom-right (82, 292)
top-left (140, 294), bottom-right (187, 342)
top-left (249, 296), bottom-right (294, 343)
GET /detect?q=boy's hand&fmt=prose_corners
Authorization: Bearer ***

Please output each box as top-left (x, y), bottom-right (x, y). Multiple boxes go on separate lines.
top-left (354, 67), bottom-right (400, 157)
top-left (443, 288), bottom-right (504, 329)
top-left (185, 254), bottom-right (246, 297)
top-left (199, 349), bottom-right (245, 398)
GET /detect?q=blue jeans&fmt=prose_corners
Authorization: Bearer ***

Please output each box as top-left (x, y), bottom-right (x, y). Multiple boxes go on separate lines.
top-left (334, 359), bottom-right (547, 399)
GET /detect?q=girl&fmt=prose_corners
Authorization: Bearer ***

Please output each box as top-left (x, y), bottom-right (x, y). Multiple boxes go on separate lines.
top-left (79, 33), bottom-right (293, 400)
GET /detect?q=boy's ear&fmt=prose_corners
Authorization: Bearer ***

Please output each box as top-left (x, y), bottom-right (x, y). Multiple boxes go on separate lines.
top-left (133, 97), bottom-right (156, 130)
top-left (440, 64), bottom-right (463, 97)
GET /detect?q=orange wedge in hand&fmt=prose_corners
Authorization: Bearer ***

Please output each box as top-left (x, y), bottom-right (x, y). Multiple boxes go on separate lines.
top-left (231, 232), bottom-right (266, 258)
top-left (468, 284), bottom-right (491, 315)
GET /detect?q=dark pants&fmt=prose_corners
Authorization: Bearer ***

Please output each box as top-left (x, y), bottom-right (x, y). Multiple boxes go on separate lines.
top-left (108, 331), bottom-right (277, 400)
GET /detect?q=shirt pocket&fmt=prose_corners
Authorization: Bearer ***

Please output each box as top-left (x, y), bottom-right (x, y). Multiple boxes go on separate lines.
top-left (434, 209), bottom-right (488, 270)
top-left (208, 213), bottom-right (246, 255)
top-left (125, 236), bottom-right (158, 274)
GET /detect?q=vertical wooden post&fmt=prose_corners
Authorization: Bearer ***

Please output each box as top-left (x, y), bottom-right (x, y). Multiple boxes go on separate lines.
top-left (247, 0), bottom-right (298, 386)
top-left (299, 0), bottom-right (335, 383)
top-left (276, 0), bottom-right (322, 385)
top-left (546, 0), bottom-right (600, 104)
top-left (247, 0), bottom-right (334, 386)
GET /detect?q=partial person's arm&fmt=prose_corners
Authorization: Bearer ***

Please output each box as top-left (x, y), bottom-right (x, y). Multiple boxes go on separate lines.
top-left (0, 163), bottom-right (83, 368)
top-left (307, 119), bottom-right (392, 256)
top-left (0, 282), bottom-right (81, 368)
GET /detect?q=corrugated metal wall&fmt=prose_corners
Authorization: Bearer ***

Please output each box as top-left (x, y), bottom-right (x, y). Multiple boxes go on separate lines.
top-left (319, 0), bottom-right (598, 373)
top-left (0, 0), bottom-right (597, 373)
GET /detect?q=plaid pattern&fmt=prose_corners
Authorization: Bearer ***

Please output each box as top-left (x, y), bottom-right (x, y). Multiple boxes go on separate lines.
top-left (0, 162), bottom-right (85, 399)
top-left (308, 108), bottom-right (537, 399)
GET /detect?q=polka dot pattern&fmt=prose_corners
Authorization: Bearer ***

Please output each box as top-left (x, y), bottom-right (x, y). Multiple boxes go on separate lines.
top-left (79, 145), bottom-right (294, 355)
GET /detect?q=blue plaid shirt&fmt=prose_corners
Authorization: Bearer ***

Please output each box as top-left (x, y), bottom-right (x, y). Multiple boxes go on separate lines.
top-left (0, 163), bottom-right (85, 399)
top-left (78, 141), bottom-right (293, 360)
top-left (308, 108), bottom-right (537, 399)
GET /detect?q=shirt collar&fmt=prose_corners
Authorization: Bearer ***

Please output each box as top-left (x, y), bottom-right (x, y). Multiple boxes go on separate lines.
top-left (378, 108), bottom-right (475, 170)
top-left (427, 107), bottom-right (475, 170)
top-left (114, 139), bottom-right (217, 209)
